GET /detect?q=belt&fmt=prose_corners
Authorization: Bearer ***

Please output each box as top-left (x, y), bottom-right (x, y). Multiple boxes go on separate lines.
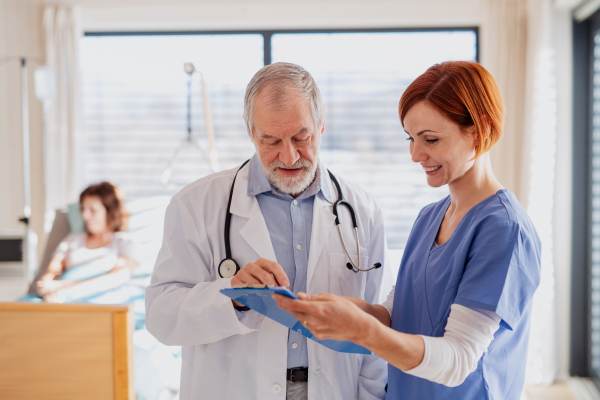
top-left (287, 367), bottom-right (309, 383)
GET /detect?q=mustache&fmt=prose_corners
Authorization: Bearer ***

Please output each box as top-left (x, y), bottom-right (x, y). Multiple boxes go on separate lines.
top-left (270, 159), bottom-right (312, 170)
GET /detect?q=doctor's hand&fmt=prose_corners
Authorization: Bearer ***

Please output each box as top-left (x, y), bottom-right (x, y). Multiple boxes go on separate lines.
top-left (274, 292), bottom-right (377, 344)
top-left (231, 258), bottom-right (290, 288)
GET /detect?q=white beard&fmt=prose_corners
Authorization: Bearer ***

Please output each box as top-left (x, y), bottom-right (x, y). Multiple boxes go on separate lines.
top-left (265, 158), bottom-right (317, 196)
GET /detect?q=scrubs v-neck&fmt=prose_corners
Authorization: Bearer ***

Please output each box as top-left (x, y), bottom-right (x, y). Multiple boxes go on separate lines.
top-left (386, 190), bottom-right (541, 400)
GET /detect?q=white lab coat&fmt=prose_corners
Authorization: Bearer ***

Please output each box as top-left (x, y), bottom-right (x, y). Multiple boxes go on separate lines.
top-left (146, 162), bottom-right (389, 400)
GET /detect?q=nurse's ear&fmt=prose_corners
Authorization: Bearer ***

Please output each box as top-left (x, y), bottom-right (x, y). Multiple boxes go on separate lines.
top-left (464, 115), bottom-right (491, 156)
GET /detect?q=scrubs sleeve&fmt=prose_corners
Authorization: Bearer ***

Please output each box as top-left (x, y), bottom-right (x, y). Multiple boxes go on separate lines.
top-left (454, 221), bottom-right (540, 331)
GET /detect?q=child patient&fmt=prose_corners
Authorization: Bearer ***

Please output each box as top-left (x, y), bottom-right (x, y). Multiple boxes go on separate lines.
top-left (35, 182), bottom-right (140, 303)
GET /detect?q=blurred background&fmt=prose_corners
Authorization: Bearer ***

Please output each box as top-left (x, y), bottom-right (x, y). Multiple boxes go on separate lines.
top-left (0, 0), bottom-right (596, 399)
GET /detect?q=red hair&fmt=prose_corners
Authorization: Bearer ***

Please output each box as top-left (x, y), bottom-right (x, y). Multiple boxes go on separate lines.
top-left (399, 61), bottom-right (505, 158)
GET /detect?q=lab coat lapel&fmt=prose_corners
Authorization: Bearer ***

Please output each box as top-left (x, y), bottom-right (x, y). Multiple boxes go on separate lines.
top-left (229, 166), bottom-right (277, 262)
top-left (306, 183), bottom-right (337, 290)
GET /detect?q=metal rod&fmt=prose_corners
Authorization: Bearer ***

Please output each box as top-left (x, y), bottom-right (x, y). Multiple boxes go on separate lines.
top-left (187, 73), bottom-right (192, 141)
top-left (21, 58), bottom-right (31, 224)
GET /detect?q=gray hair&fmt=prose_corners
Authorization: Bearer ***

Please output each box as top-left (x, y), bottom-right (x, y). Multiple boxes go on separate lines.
top-left (243, 62), bottom-right (325, 138)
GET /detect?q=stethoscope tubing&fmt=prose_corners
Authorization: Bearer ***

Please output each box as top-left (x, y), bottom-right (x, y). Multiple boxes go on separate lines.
top-left (328, 171), bottom-right (381, 273)
top-left (221, 161), bottom-right (381, 276)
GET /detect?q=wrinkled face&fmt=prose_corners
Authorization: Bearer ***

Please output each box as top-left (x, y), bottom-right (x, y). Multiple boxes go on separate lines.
top-left (251, 90), bottom-right (324, 196)
top-left (403, 101), bottom-right (477, 188)
top-left (81, 196), bottom-right (109, 235)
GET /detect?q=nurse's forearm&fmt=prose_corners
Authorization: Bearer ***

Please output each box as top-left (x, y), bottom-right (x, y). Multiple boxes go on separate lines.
top-left (344, 297), bottom-right (391, 327)
top-left (358, 321), bottom-right (425, 371)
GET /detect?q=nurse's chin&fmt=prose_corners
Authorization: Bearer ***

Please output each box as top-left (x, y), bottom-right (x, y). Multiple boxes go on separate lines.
top-left (425, 177), bottom-right (447, 188)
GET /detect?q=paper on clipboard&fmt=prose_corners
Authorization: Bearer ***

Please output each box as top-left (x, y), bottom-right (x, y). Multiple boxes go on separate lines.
top-left (220, 286), bottom-right (371, 355)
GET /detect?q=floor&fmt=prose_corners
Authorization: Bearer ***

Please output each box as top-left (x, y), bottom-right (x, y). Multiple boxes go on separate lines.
top-left (523, 383), bottom-right (577, 400)
top-left (0, 276), bottom-right (28, 301)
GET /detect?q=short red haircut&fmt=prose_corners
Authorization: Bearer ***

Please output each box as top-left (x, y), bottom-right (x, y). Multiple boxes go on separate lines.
top-left (399, 61), bottom-right (505, 158)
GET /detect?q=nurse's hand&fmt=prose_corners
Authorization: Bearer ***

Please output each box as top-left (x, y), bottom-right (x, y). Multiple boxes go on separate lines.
top-left (274, 292), bottom-right (376, 343)
top-left (231, 258), bottom-right (290, 288)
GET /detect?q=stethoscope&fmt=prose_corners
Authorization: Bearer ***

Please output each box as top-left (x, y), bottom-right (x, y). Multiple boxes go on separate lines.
top-left (218, 160), bottom-right (382, 278)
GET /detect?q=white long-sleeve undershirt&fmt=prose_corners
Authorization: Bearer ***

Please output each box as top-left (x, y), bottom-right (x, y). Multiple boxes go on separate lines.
top-left (381, 285), bottom-right (501, 387)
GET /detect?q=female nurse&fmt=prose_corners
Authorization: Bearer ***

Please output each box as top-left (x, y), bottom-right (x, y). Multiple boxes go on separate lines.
top-left (275, 61), bottom-right (541, 399)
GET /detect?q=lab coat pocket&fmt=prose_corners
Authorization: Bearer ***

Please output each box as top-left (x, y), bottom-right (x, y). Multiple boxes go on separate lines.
top-left (329, 253), bottom-right (368, 297)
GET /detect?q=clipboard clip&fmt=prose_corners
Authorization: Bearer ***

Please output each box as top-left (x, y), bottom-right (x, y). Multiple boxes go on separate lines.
top-left (232, 283), bottom-right (276, 289)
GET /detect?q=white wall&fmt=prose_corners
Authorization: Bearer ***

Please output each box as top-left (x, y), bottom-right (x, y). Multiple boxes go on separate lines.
top-left (78, 0), bottom-right (485, 32)
top-left (553, 3), bottom-right (575, 382)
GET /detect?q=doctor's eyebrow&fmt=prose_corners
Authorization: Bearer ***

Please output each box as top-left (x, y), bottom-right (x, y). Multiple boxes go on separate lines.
top-left (259, 128), bottom-right (310, 140)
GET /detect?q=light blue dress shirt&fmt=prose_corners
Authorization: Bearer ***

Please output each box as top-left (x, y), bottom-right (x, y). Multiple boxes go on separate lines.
top-left (245, 153), bottom-right (334, 369)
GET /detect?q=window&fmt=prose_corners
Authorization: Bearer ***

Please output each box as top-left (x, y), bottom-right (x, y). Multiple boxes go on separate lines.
top-left (271, 31), bottom-right (476, 248)
top-left (80, 29), bottom-right (477, 250)
top-left (80, 34), bottom-right (263, 196)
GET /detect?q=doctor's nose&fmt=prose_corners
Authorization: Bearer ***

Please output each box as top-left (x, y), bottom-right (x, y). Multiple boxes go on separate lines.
top-left (279, 141), bottom-right (300, 166)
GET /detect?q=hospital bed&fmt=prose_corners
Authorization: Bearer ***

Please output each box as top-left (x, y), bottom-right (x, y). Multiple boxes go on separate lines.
top-left (0, 302), bottom-right (134, 399)
top-left (12, 196), bottom-right (181, 400)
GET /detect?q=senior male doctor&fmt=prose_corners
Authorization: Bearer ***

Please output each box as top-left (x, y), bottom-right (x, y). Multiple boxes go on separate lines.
top-left (146, 62), bottom-right (388, 400)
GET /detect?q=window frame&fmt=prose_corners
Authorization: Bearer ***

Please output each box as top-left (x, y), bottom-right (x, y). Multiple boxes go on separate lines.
top-left (80, 27), bottom-right (480, 249)
top-left (572, 9), bottom-right (600, 386)
top-left (85, 27), bottom-right (479, 66)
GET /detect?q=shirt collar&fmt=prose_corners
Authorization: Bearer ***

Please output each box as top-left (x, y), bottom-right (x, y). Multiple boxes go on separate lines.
top-left (246, 153), bottom-right (335, 203)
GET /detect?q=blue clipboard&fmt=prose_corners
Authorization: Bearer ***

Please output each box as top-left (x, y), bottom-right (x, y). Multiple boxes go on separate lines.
top-left (220, 286), bottom-right (371, 354)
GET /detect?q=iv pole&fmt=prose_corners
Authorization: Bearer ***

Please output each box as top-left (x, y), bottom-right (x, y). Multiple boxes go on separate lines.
top-left (19, 58), bottom-right (38, 284)
top-left (160, 63), bottom-right (220, 185)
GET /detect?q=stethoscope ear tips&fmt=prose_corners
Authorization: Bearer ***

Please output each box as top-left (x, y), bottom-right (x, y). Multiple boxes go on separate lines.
top-left (346, 263), bottom-right (355, 271)
top-left (374, 262), bottom-right (382, 269)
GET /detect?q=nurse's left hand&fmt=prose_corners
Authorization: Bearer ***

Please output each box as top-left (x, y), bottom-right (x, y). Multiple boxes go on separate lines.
top-left (274, 292), bottom-right (375, 343)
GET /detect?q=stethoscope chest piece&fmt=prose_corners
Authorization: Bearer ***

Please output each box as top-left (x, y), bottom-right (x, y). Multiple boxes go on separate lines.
top-left (219, 258), bottom-right (240, 278)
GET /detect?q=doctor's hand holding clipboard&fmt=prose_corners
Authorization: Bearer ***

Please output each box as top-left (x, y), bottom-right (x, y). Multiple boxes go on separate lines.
top-left (229, 258), bottom-right (290, 308)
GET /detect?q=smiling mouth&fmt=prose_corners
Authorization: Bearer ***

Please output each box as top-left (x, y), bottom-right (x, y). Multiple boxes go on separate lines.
top-left (423, 165), bottom-right (442, 172)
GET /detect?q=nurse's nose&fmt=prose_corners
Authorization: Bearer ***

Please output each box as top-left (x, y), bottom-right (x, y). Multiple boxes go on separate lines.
top-left (410, 141), bottom-right (428, 164)
top-left (279, 140), bottom-right (300, 166)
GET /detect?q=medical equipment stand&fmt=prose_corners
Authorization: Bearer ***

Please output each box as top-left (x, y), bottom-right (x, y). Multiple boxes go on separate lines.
top-left (160, 63), bottom-right (220, 185)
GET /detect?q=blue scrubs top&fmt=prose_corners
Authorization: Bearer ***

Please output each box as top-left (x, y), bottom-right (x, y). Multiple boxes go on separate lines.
top-left (387, 190), bottom-right (541, 400)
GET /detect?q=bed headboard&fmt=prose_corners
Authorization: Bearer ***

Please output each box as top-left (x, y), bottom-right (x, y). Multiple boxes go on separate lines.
top-left (0, 302), bottom-right (135, 399)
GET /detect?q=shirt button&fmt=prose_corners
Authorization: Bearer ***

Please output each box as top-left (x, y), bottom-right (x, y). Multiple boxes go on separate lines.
top-left (293, 200), bottom-right (298, 205)
top-left (292, 343), bottom-right (298, 349)
top-left (297, 244), bottom-right (302, 250)
top-left (272, 384), bottom-right (282, 393)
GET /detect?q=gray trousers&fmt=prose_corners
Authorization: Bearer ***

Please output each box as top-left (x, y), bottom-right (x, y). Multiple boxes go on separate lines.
top-left (286, 381), bottom-right (308, 400)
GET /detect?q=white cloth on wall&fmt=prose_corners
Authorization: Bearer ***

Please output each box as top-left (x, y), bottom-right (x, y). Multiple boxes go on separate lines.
top-left (42, 5), bottom-right (82, 220)
top-left (484, 0), bottom-right (558, 385)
